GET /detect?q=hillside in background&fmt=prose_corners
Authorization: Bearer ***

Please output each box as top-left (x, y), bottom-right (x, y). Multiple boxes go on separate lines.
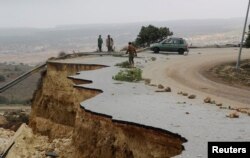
top-left (0, 18), bottom-right (245, 55)
top-left (0, 63), bottom-right (40, 105)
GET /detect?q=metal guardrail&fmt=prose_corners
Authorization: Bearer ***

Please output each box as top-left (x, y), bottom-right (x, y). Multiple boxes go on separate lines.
top-left (0, 63), bottom-right (46, 93)
top-left (0, 142), bottom-right (14, 158)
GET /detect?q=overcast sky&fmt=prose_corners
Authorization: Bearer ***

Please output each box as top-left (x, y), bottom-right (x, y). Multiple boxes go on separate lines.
top-left (0, 0), bottom-right (248, 28)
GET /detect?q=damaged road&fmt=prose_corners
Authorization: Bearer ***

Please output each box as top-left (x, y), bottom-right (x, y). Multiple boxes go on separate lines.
top-left (3, 48), bottom-right (250, 158)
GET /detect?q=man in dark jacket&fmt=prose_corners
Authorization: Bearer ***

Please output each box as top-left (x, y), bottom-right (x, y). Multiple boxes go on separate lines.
top-left (106, 35), bottom-right (112, 52)
top-left (98, 35), bottom-right (103, 52)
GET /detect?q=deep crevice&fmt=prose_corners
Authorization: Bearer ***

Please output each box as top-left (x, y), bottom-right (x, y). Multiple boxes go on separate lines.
top-left (79, 105), bottom-right (187, 143)
top-left (29, 61), bottom-right (187, 158)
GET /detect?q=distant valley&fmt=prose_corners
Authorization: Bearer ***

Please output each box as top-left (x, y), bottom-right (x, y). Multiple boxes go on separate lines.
top-left (0, 18), bottom-right (245, 63)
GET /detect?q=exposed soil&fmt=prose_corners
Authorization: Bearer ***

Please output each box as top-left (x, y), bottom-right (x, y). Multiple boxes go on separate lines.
top-left (207, 59), bottom-right (250, 89)
top-left (28, 62), bottom-right (186, 158)
top-left (0, 107), bottom-right (30, 131)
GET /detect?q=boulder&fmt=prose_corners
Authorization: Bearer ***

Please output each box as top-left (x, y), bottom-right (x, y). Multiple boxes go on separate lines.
top-left (158, 84), bottom-right (164, 89)
top-left (165, 87), bottom-right (172, 92)
top-left (155, 90), bottom-right (165, 93)
top-left (188, 95), bottom-right (196, 99)
top-left (149, 84), bottom-right (157, 87)
top-left (144, 79), bottom-right (151, 85)
top-left (204, 97), bottom-right (211, 103)
top-left (182, 93), bottom-right (188, 96)
top-left (216, 103), bottom-right (223, 107)
top-left (226, 112), bottom-right (239, 118)
top-left (211, 100), bottom-right (216, 104)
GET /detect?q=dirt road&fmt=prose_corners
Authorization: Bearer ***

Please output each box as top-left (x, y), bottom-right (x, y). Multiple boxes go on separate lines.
top-left (143, 48), bottom-right (250, 108)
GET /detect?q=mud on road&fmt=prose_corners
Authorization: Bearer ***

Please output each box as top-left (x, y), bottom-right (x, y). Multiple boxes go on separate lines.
top-left (206, 59), bottom-right (250, 89)
top-left (143, 48), bottom-right (250, 109)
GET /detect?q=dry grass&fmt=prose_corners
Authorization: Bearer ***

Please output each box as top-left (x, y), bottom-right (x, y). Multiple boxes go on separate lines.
top-left (210, 59), bottom-right (250, 87)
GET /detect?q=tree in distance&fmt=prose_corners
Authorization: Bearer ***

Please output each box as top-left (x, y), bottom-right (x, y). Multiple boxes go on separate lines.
top-left (135, 25), bottom-right (173, 47)
top-left (245, 25), bottom-right (250, 48)
top-left (0, 75), bottom-right (6, 82)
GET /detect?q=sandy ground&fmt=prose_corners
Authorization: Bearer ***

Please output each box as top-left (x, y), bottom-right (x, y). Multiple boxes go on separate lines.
top-left (0, 128), bottom-right (15, 154)
top-left (0, 50), bottom-right (59, 65)
top-left (0, 105), bottom-right (31, 111)
top-left (0, 106), bottom-right (31, 115)
top-left (143, 48), bottom-right (250, 108)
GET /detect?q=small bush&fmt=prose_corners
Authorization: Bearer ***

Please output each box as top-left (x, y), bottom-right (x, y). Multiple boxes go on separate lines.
top-left (115, 61), bottom-right (131, 68)
top-left (58, 51), bottom-right (66, 57)
top-left (0, 96), bottom-right (9, 104)
top-left (3, 111), bottom-right (29, 131)
top-left (9, 99), bottom-right (30, 105)
top-left (112, 68), bottom-right (142, 82)
top-left (151, 57), bottom-right (156, 61)
top-left (14, 66), bottom-right (21, 71)
top-left (0, 75), bottom-right (6, 82)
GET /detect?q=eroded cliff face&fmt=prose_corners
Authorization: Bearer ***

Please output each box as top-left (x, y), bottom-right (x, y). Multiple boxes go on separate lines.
top-left (29, 62), bottom-right (186, 158)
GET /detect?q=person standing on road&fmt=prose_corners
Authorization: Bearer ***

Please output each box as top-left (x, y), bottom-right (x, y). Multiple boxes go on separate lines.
top-left (110, 37), bottom-right (114, 52)
top-left (106, 35), bottom-right (112, 52)
top-left (126, 42), bottom-right (137, 67)
top-left (98, 35), bottom-right (103, 52)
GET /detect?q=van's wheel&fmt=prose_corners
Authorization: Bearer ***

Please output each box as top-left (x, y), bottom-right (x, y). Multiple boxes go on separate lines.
top-left (153, 47), bottom-right (160, 53)
top-left (178, 49), bottom-right (184, 55)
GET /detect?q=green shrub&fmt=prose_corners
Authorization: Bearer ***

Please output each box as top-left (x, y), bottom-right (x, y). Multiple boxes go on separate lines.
top-left (14, 66), bottom-right (21, 71)
top-left (151, 57), bottom-right (156, 61)
top-left (0, 75), bottom-right (6, 82)
top-left (58, 51), bottom-right (66, 57)
top-left (115, 61), bottom-right (131, 68)
top-left (0, 96), bottom-right (9, 104)
top-left (245, 25), bottom-right (250, 48)
top-left (112, 68), bottom-right (142, 82)
top-left (9, 99), bottom-right (30, 105)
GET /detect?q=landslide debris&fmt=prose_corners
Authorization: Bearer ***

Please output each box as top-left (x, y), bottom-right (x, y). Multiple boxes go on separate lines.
top-left (0, 128), bottom-right (15, 154)
top-left (0, 109), bottom-right (30, 131)
top-left (6, 124), bottom-right (74, 158)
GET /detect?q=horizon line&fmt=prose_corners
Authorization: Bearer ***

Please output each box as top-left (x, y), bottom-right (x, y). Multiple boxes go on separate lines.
top-left (0, 17), bottom-right (245, 30)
